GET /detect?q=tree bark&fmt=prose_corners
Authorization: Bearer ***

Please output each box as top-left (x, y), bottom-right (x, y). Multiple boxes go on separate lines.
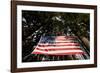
top-left (80, 36), bottom-right (90, 48)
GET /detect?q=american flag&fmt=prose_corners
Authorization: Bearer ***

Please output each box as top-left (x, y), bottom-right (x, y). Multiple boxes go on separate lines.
top-left (32, 36), bottom-right (85, 56)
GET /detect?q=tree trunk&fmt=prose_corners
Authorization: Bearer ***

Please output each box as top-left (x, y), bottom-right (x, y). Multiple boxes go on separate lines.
top-left (80, 36), bottom-right (90, 48)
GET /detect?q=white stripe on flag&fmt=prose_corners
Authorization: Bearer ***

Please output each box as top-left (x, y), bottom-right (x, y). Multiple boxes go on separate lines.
top-left (34, 49), bottom-right (83, 53)
top-left (38, 43), bottom-right (79, 46)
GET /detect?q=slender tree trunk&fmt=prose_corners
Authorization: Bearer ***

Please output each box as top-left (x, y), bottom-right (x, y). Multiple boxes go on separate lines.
top-left (80, 36), bottom-right (90, 48)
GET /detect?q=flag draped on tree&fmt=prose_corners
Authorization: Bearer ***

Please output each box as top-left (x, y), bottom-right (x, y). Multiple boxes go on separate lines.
top-left (32, 36), bottom-right (85, 55)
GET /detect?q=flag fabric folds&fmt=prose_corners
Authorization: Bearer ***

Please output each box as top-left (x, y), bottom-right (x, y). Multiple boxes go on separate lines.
top-left (32, 36), bottom-right (84, 55)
